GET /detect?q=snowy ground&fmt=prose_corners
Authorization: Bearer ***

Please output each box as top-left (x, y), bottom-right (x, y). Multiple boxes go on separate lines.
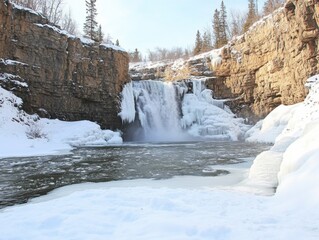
top-left (1, 75), bottom-right (319, 239)
top-left (0, 86), bottom-right (122, 159)
top-left (0, 176), bottom-right (318, 240)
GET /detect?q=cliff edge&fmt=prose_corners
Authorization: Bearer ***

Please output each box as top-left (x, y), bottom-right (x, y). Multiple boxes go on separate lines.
top-left (0, 0), bottom-right (130, 129)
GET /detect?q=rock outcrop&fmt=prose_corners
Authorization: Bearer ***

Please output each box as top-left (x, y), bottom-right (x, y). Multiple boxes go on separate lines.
top-left (208, 0), bottom-right (319, 121)
top-left (0, 1), bottom-right (129, 129)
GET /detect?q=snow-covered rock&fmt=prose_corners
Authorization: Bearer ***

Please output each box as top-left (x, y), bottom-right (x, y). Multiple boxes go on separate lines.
top-left (0, 86), bottom-right (122, 159)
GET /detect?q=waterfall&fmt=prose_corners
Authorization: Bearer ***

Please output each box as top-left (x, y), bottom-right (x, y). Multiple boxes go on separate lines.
top-left (120, 81), bottom-right (189, 141)
top-left (119, 79), bottom-right (250, 142)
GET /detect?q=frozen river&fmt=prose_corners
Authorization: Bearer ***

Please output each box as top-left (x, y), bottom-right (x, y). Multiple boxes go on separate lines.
top-left (0, 141), bottom-right (269, 208)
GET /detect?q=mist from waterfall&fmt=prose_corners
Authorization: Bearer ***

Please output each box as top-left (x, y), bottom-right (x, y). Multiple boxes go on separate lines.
top-left (119, 79), bottom-right (250, 142)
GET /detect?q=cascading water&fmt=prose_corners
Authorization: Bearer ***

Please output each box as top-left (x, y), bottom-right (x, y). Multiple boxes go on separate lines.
top-left (120, 80), bottom-right (188, 141)
top-left (133, 81), bottom-right (185, 140)
top-left (119, 79), bottom-right (250, 142)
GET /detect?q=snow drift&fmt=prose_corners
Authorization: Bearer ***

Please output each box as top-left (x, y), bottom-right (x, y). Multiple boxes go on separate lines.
top-left (0, 86), bottom-right (122, 159)
top-left (246, 75), bottom-right (319, 200)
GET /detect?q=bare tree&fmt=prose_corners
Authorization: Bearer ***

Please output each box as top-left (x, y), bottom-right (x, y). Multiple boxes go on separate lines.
top-left (40, 0), bottom-right (63, 25)
top-left (104, 34), bottom-right (113, 44)
top-left (10, 0), bottom-right (41, 10)
top-left (229, 10), bottom-right (247, 38)
top-left (10, 0), bottom-right (78, 35)
top-left (263, 0), bottom-right (285, 16)
top-left (61, 9), bottom-right (77, 35)
top-left (147, 47), bottom-right (191, 62)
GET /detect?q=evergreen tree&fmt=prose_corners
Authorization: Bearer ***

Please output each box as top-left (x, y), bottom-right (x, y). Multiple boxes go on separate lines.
top-left (193, 30), bottom-right (202, 55)
top-left (132, 48), bottom-right (141, 62)
top-left (97, 24), bottom-right (104, 42)
top-left (229, 10), bottom-right (247, 38)
top-left (202, 31), bottom-right (212, 52)
top-left (213, 9), bottom-right (221, 48)
top-left (219, 1), bottom-right (228, 46)
top-left (243, 0), bottom-right (258, 32)
top-left (83, 0), bottom-right (98, 41)
top-left (116, 39), bottom-right (120, 46)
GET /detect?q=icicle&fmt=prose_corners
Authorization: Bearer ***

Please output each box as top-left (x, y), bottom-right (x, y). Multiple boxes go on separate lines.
top-left (118, 82), bottom-right (136, 123)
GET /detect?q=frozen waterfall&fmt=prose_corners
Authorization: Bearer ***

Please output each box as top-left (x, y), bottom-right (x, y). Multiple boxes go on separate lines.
top-left (119, 79), bottom-right (250, 142)
top-left (119, 80), bottom-right (188, 141)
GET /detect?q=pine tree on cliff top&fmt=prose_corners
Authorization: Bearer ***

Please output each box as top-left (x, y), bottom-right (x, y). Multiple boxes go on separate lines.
top-left (202, 31), bottom-right (212, 52)
top-left (193, 30), bottom-right (203, 55)
top-left (219, 1), bottom-right (228, 46)
top-left (83, 0), bottom-right (98, 41)
top-left (97, 24), bottom-right (104, 42)
top-left (213, 9), bottom-right (221, 48)
top-left (243, 0), bottom-right (258, 32)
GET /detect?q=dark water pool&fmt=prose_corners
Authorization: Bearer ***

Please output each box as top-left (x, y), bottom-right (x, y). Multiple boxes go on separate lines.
top-left (0, 141), bottom-right (269, 209)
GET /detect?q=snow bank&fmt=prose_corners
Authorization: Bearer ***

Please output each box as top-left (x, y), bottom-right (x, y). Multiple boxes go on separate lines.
top-left (245, 104), bottom-right (300, 144)
top-left (35, 23), bottom-right (74, 39)
top-left (100, 43), bottom-right (126, 52)
top-left (275, 121), bottom-right (319, 209)
top-left (1, 178), bottom-right (318, 240)
top-left (129, 60), bottom-right (170, 72)
top-left (0, 86), bottom-right (122, 159)
top-left (0, 72), bottom-right (29, 88)
top-left (246, 74), bottom-right (319, 195)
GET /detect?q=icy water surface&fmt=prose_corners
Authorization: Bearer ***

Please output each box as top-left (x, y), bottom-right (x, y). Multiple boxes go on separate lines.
top-left (0, 141), bottom-right (269, 208)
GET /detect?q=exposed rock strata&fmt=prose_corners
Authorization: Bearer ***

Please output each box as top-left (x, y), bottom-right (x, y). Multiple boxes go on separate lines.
top-left (0, 1), bottom-right (130, 129)
top-left (207, 0), bottom-right (319, 121)
top-left (208, 0), bottom-right (319, 120)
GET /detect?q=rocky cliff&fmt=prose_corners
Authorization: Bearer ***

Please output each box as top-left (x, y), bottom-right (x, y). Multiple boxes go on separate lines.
top-left (207, 0), bottom-right (319, 121)
top-left (0, 1), bottom-right (130, 129)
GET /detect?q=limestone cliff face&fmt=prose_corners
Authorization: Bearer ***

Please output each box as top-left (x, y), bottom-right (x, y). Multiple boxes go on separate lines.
top-left (208, 0), bottom-right (319, 121)
top-left (0, 1), bottom-right (130, 129)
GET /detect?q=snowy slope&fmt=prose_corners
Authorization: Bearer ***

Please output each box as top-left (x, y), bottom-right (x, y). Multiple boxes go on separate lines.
top-left (245, 75), bottom-right (319, 196)
top-left (0, 86), bottom-right (122, 158)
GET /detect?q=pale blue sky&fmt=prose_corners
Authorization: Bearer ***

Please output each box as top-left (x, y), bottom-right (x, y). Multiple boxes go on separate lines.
top-left (64, 0), bottom-right (266, 55)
